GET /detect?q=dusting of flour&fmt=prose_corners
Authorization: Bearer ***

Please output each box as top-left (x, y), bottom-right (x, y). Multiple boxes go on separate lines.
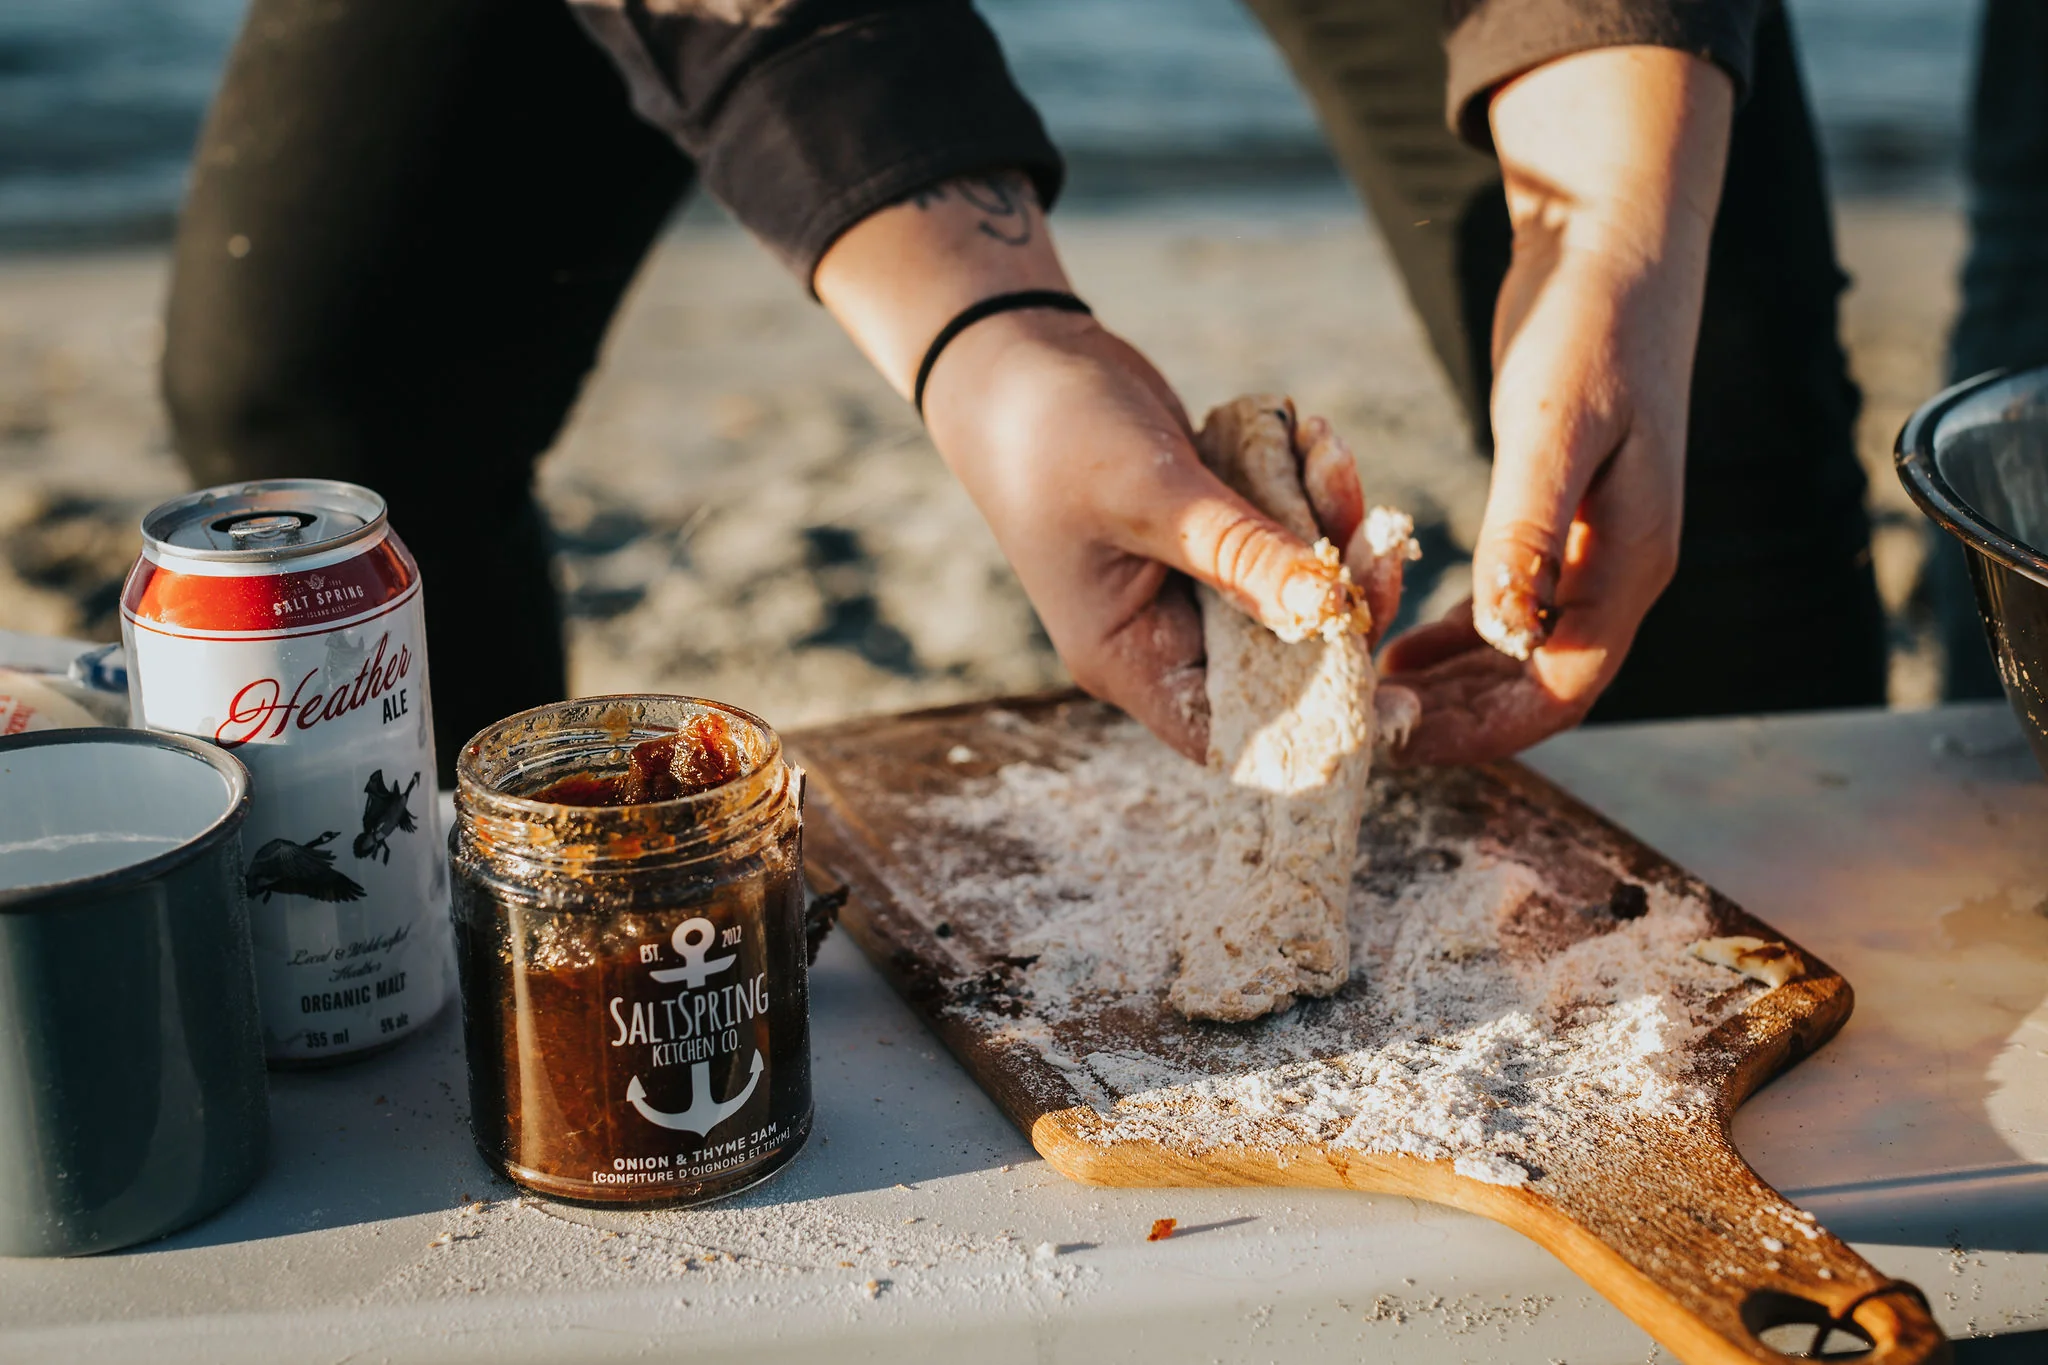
top-left (893, 713), bottom-right (1760, 1183)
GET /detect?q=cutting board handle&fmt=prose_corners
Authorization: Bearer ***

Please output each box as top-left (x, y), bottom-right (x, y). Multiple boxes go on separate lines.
top-left (1804, 1282), bottom-right (1946, 1363)
top-left (1522, 1117), bottom-right (1951, 1365)
top-left (1035, 1106), bottom-right (1952, 1365)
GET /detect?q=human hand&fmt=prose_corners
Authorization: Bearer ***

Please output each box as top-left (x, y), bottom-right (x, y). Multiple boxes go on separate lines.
top-left (1380, 46), bottom-right (1733, 766)
top-left (923, 314), bottom-right (1402, 759)
top-left (816, 174), bottom-right (1396, 760)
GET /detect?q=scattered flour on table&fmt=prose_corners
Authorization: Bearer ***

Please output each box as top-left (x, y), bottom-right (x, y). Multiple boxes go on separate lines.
top-left (385, 1187), bottom-right (1094, 1316)
top-left (896, 719), bottom-right (1761, 1181)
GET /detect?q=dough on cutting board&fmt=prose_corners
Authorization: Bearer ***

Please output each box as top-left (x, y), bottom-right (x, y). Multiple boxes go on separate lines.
top-left (1170, 397), bottom-right (1414, 1022)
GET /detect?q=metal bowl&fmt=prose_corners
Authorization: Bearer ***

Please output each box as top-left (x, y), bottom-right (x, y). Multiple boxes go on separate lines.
top-left (1899, 364), bottom-right (2048, 777)
top-left (0, 728), bottom-right (269, 1255)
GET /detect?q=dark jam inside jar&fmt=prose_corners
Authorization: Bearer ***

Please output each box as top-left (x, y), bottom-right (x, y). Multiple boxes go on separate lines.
top-left (529, 715), bottom-right (744, 807)
top-left (451, 697), bottom-right (811, 1207)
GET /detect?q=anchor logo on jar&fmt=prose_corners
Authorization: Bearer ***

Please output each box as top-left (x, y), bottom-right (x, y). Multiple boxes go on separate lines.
top-left (619, 917), bottom-right (766, 1136)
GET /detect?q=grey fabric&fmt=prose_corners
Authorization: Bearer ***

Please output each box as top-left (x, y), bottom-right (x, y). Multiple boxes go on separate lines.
top-left (1240, 0), bottom-right (1502, 421)
top-left (1239, 0), bottom-right (1765, 430)
top-left (1443, 0), bottom-right (1762, 148)
top-left (567, 0), bottom-right (1062, 283)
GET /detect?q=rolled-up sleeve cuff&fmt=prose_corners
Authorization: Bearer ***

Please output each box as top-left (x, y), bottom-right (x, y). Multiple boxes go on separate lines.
top-left (1445, 0), bottom-right (1760, 150)
top-left (700, 7), bottom-right (1063, 288)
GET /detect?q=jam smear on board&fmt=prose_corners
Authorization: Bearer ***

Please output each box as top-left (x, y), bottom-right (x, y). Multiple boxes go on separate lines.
top-left (532, 713), bottom-right (745, 805)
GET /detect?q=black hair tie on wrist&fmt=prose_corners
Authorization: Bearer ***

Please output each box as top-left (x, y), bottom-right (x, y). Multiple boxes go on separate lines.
top-left (913, 289), bottom-right (1092, 419)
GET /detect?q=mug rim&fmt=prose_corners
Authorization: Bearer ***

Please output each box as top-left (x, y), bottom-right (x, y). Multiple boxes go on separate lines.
top-left (0, 728), bottom-right (251, 912)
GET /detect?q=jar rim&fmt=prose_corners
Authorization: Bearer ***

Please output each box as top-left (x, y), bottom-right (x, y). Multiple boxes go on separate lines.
top-left (456, 694), bottom-right (786, 816)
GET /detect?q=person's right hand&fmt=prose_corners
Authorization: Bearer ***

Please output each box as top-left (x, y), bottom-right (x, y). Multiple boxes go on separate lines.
top-left (815, 173), bottom-right (1397, 762)
top-left (921, 308), bottom-right (1399, 760)
top-left (1379, 46), bottom-right (1733, 766)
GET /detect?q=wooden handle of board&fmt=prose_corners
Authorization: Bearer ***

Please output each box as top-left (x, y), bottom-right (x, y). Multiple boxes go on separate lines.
top-left (1522, 1115), bottom-right (1950, 1364)
top-left (1032, 1107), bottom-right (1950, 1365)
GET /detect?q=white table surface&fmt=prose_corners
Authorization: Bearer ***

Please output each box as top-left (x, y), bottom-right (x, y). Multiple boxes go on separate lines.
top-left (2, 703), bottom-right (2045, 1364)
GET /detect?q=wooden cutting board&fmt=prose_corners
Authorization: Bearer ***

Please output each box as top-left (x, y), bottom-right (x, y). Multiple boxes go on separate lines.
top-left (789, 692), bottom-right (1949, 1365)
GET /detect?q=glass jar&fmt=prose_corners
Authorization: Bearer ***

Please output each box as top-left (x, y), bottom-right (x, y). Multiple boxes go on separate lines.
top-left (451, 696), bottom-right (811, 1206)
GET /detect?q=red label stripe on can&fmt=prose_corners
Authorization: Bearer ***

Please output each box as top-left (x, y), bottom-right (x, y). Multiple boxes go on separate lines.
top-left (123, 538), bottom-right (415, 635)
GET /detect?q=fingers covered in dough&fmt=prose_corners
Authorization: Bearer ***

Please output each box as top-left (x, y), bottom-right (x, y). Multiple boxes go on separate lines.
top-left (1293, 413), bottom-right (1414, 649)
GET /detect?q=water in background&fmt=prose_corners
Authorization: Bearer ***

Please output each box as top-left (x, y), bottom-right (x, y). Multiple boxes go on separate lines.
top-left (0, 0), bottom-right (1978, 247)
top-left (0, 0), bottom-right (238, 245)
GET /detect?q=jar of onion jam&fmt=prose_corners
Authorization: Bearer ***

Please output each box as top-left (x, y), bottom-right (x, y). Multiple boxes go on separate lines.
top-left (451, 696), bottom-right (811, 1206)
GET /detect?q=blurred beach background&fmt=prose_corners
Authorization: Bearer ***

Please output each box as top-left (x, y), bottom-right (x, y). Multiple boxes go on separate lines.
top-left (0, 0), bottom-right (1982, 726)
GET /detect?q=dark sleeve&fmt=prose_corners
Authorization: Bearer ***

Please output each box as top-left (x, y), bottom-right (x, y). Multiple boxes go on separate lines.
top-left (569, 0), bottom-right (1062, 288)
top-left (1443, 0), bottom-right (1762, 149)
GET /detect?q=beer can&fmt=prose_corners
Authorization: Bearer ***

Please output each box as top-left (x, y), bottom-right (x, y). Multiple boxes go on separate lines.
top-left (121, 479), bottom-right (450, 1066)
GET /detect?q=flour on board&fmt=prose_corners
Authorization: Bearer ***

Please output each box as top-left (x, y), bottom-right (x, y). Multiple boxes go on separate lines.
top-left (895, 714), bottom-right (1766, 1183)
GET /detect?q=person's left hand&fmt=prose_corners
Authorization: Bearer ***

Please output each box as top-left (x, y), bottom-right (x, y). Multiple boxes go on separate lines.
top-left (1377, 46), bottom-right (1734, 767)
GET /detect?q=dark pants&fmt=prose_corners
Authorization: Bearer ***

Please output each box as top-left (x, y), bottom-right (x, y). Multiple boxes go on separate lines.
top-left (165, 0), bottom-right (1887, 775)
top-left (163, 0), bottom-right (693, 779)
top-left (1931, 0), bottom-right (2048, 700)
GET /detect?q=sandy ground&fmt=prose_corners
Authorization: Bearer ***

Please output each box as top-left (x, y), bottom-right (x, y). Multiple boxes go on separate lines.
top-left (0, 201), bottom-right (1963, 733)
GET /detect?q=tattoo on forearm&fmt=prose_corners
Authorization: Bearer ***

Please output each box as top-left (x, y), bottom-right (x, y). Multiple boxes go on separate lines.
top-left (906, 172), bottom-right (1036, 247)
